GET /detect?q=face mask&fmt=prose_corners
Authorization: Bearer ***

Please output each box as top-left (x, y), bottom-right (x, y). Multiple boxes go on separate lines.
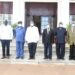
top-left (47, 25), bottom-right (49, 29)
top-left (18, 24), bottom-right (22, 27)
top-left (72, 24), bottom-right (75, 31)
top-left (59, 24), bottom-right (63, 27)
top-left (30, 23), bottom-right (34, 27)
top-left (72, 24), bottom-right (75, 27)
top-left (47, 25), bottom-right (50, 31)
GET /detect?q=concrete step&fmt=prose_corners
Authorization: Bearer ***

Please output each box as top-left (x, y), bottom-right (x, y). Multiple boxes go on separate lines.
top-left (0, 51), bottom-right (73, 64)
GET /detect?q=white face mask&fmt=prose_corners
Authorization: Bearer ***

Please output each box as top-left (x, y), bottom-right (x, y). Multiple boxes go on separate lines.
top-left (72, 24), bottom-right (75, 31)
top-left (18, 24), bottom-right (22, 27)
top-left (47, 25), bottom-right (49, 29)
top-left (59, 24), bottom-right (63, 27)
top-left (47, 25), bottom-right (50, 31)
top-left (72, 24), bottom-right (75, 27)
top-left (30, 23), bottom-right (34, 27)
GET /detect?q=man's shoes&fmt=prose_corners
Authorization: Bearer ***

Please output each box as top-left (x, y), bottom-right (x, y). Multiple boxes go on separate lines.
top-left (28, 57), bottom-right (35, 60)
top-left (21, 57), bottom-right (24, 59)
top-left (44, 57), bottom-right (48, 59)
top-left (1, 57), bottom-right (6, 59)
top-left (49, 58), bottom-right (52, 60)
top-left (16, 57), bottom-right (20, 59)
top-left (61, 58), bottom-right (64, 60)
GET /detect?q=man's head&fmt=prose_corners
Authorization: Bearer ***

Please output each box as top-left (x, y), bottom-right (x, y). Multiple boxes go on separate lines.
top-left (59, 22), bottom-right (63, 27)
top-left (4, 20), bottom-right (8, 26)
top-left (18, 21), bottom-right (22, 27)
top-left (30, 21), bottom-right (34, 27)
top-left (72, 23), bottom-right (75, 27)
top-left (46, 24), bottom-right (50, 31)
top-left (72, 23), bottom-right (75, 29)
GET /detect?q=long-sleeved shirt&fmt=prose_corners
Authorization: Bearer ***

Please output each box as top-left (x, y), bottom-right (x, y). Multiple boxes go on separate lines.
top-left (25, 26), bottom-right (39, 43)
top-left (0, 24), bottom-right (13, 40)
top-left (15, 26), bottom-right (25, 42)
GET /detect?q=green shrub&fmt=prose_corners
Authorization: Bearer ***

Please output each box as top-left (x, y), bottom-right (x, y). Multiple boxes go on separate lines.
top-left (11, 23), bottom-right (17, 29)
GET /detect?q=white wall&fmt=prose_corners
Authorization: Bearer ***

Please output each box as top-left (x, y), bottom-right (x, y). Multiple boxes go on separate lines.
top-left (12, 0), bottom-right (25, 27)
top-left (57, 0), bottom-right (69, 28)
top-left (0, 0), bottom-right (70, 28)
top-left (25, 0), bottom-right (58, 2)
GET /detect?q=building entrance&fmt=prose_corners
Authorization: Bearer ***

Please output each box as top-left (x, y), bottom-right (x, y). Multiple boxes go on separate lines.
top-left (33, 16), bottom-right (57, 34)
top-left (25, 2), bottom-right (57, 34)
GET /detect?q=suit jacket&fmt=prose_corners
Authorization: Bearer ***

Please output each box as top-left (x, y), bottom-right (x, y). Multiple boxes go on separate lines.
top-left (42, 29), bottom-right (54, 44)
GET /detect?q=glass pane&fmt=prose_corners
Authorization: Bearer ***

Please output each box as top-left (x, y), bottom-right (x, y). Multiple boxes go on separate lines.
top-left (70, 15), bottom-right (75, 24)
top-left (41, 16), bottom-right (49, 33)
top-left (0, 14), bottom-right (12, 25)
top-left (0, 14), bottom-right (3, 20)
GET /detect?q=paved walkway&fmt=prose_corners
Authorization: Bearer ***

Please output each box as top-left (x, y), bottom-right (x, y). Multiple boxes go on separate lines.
top-left (0, 40), bottom-right (75, 75)
top-left (0, 50), bottom-right (75, 75)
top-left (0, 64), bottom-right (75, 75)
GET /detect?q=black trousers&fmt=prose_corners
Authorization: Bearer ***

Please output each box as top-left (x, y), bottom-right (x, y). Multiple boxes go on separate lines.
top-left (56, 43), bottom-right (65, 59)
top-left (1, 40), bottom-right (10, 57)
top-left (28, 43), bottom-right (37, 59)
top-left (69, 44), bottom-right (75, 60)
top-left (44, 43), bottom-right (52, 59)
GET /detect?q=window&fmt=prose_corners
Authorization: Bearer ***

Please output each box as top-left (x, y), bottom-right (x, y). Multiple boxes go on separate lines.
top-left (41, 16), bottom-right (49, 33)
top-left (0, 14), bottom-right (12, 25)
top-left (70, 15), bottom-right (75, 24)
top-left (0, 2), bottom-right (13, 25)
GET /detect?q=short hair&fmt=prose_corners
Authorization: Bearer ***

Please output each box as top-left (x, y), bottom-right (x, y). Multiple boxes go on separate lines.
top-left (18, 21), bottom-right (22, 24)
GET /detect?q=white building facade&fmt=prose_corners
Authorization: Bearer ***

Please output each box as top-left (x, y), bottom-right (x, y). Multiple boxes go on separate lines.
top-left (0, 0), bottom-right (74, 33)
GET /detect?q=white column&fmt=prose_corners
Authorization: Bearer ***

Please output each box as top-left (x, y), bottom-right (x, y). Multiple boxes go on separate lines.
top-left (57, 0), bottom-right (69, 28)
top-left (12, 0), bottom-right (25, 27)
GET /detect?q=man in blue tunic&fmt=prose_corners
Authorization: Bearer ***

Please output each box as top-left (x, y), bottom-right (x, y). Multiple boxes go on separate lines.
top-left (55, 22), bottom-right (67, 60)
top-left (15, 21), bottom-right (26, 59)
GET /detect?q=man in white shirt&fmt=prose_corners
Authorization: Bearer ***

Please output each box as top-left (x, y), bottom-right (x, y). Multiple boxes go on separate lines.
top-left (0, 20), bottom-right (13, 59)
top-left (25, 21), bottom-right (39, 59)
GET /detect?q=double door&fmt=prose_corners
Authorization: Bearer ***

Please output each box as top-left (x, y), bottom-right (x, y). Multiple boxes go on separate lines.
top-left (33, 16), bottom-right (57, 34)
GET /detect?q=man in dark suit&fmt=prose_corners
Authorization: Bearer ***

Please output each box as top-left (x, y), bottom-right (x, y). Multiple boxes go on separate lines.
top-left (42, 24), bottom-right (54, 59)
top-left (55, 22), bottom-right (67, 60)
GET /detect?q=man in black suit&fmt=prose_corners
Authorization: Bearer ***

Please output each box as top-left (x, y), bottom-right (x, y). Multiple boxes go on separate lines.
top-left (42, 24), bottom-right (54, 59)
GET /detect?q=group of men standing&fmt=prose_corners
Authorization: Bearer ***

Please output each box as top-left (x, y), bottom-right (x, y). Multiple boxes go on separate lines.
top-left (0, 20), bottom-right (39, 59)
top-left (42, 22), bottom-right (67, 60)
top-left (0, 20), bottom-right (75, 60)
